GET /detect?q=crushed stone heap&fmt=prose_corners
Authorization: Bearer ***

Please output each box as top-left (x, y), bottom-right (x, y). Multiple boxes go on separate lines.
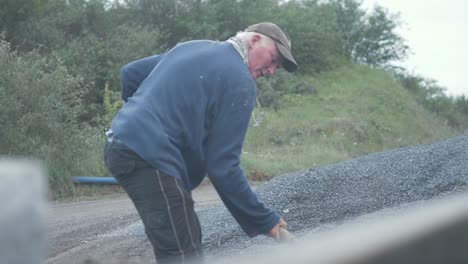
top-left (200, 133), bottom-right (468, 254)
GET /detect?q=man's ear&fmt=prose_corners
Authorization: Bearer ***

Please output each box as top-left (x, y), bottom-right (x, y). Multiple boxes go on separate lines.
top-left (247, 34), bottom-right (261, 49)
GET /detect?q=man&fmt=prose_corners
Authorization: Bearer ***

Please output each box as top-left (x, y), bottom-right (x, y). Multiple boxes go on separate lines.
top-left (104, 22), bottom-right (297, 263)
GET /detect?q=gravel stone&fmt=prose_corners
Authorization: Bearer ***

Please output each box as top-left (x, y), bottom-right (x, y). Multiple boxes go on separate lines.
top-left (200, 133), bottom-right (468, 256)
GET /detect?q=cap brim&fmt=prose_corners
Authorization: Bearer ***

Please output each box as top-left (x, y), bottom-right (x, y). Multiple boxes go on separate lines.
top-left (277, 42), bottom-right (298, 72)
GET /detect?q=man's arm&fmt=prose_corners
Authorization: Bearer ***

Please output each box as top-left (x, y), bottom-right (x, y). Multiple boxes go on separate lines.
top-left (205, 78), bottom-right (282, 238)
top-left (121, 54), bottom-right (165, 102)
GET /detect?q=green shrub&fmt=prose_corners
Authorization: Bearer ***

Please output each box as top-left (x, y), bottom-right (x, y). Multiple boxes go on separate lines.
top-left (257, 70), bottom-right (316, 110)
top-left (102, 81), bottom-right (122, 128)
top-left (394, 71), bottom-right (468, 131)
top-left (0, 40), bottom-right (105, 198)
top-left (57, 24), bottom-right (163, 122)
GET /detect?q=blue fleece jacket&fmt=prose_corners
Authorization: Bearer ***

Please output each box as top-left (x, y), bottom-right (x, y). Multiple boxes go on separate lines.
top-left (111, 40), bottom-right (280, 236)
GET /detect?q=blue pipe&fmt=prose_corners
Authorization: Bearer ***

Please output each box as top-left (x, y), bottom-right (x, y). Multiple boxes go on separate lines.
top-left (72, 176), bottom-right (118, 185)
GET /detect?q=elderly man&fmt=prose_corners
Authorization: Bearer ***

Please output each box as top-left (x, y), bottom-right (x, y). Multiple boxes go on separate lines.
top-left (104, 22), bottom-right (297, 263)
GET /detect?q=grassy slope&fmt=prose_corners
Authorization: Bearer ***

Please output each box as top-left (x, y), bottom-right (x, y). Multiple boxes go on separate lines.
top-left (242, 64), bottom-right (457, 180)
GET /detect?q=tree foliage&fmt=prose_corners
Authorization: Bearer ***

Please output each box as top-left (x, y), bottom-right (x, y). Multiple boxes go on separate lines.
top-left (394, 71), bottom-right (468, 130)
top-left (57, 23), bottom-right (163, 121)
top-left (357, 6), bottom-right (408, 66)
top-left (0, 39), bottom-right (102, 196)
top-left (4, 0), bottom-right (411, 81)
top-left (331, 0), bottom-right (409, 67)
top-left (0, 0), bottom-right (48, 45)
top-left (275, 1), bottom-right (346, 73)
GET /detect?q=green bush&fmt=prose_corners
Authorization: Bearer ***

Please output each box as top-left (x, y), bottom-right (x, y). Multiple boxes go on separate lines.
top-left (0, 40), bottom-right (105, 198)
top-left (256, 70), bottom-right (316, 110)
top-left (394, 71), bottom-right (468, 131)
top-left (102, 81), bottom-right (123, 128)
top-left (274, 1), bottom-right (347, 73)
top-left (57, 24), bottom-right (163, 122)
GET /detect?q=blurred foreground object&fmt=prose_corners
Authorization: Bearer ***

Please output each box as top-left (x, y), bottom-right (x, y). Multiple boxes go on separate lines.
top-left (278, 227), bottom-right (296, 243)
top-left (0, 159), bottom-right (48, 264)
top-left (229, 191), bottom-right (468, 264)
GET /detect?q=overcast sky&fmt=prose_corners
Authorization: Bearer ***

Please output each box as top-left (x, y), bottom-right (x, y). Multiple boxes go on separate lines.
top-left (361, 0), bottom-right (468, 97)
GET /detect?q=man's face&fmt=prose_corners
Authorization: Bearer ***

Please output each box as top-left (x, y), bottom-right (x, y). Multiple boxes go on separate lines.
top-left (247, 34), bottom-right (283, 80)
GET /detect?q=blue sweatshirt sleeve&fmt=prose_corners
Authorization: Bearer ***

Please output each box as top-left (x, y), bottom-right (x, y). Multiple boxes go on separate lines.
top-left (121, 54), bottom-right (164, 102)
top-left (205, 77), bottom-right (280, 237)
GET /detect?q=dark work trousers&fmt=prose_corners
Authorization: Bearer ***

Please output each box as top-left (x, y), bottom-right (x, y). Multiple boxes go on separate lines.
top-left (104, 135), bottom-right (203, 264)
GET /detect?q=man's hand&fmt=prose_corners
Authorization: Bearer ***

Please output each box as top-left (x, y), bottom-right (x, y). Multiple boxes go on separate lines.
top-left (266, 218), bottom-right (288, 241)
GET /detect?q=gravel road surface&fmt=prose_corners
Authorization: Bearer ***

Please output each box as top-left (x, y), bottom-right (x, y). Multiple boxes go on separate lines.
top-left (47, 183), bottom-right (221, 264)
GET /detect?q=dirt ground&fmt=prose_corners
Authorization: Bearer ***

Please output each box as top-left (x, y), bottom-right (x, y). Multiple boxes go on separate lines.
top-left (47, 183), bottom-right (222, 264)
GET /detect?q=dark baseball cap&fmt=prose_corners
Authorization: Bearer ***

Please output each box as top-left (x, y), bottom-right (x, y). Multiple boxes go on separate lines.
top-left (245, 22), bottom-right (298, 72)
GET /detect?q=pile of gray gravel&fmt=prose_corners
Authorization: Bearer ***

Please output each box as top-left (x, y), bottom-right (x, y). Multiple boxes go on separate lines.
top-left (200, 133), bottom-right (468, 256)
